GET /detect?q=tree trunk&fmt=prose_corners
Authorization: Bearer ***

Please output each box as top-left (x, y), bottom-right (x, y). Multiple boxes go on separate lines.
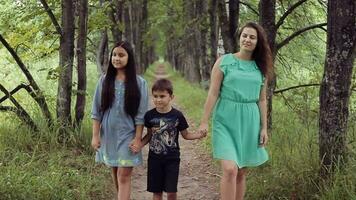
top-left (140, 0), bottom-right (149, 72)
top-left (109, 0), bottom-right (123, 43)
top-left (183, 0), bottom-right (201, 83)
top-left (57, 0), bottom-right (75, 126)
top-left (196, 0), bottom-right (209, 85)
top-left (209, 0), bottom-right (218, 65)
top-left (259, 0), bottom-right (276, 130)
top-left (96, 30), bottom-right (109, 74)
top-left (74, 0), bottom-right (88, 126)
top-left (217, 0), bottom-right (238, 53)
top-left (319, 0), bottom-right (356, 177)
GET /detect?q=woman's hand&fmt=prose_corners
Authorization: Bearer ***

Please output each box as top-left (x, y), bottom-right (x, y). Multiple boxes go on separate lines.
top-left (91, 135), bottom-right (101, 151)
top-left (198, 122), bottom-right (209, 137)
top-left (129, 138), bottom-right (142, 153)
top-left (259, 128), bottom-right (268, 147)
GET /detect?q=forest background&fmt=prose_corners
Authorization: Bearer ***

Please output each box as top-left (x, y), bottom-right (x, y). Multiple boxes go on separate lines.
top-left (0, 0), bottom-right (355, 199)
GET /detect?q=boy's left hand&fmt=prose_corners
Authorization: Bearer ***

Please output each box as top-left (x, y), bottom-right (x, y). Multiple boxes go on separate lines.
top-left (129, 138), bottom-right (142, 153)
top-left (199, 130), bottom-right (207, 139)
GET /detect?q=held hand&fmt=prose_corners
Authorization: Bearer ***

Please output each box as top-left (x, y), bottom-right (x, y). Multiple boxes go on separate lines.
top-left (129, 138), bottom-right (142, 153)
top-left (259, 129), bottom-right (268, 147)
top-left (198, 122), bottom-right (208, 137)
top-left (91, 135), bottom-right (101, 151)
top-left (199, 129), bottom-right (207, 139)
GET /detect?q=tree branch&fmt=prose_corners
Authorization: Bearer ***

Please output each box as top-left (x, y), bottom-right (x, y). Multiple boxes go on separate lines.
top-left (239, 1), bottom-right (259, 16)
top-left (0, 85), bottom-right (38, 131)
top-left (277, 22), bottom-right (327, 50)
top-left (0, 34), bottom-right (53, 126)
top-left (274, 83), bottom-right (320, 94)
top-left (276, 0), bottom-right (307, 29)
top-left (0, 83), bottom-right (32, 104)
top-left (39, 0), bottom-right (63, 36)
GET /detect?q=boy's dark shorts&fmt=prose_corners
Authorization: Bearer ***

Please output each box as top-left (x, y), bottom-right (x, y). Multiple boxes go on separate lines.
top-left (147, 156), bottom-right (180, 193)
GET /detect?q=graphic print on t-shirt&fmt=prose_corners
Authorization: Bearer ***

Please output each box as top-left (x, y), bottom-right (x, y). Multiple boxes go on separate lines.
top-left (149, 118), bottom-right (179, 155)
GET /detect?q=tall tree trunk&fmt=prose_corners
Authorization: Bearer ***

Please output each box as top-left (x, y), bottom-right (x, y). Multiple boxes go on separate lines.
top-left (217, 0), bottom-right (238, 53)
top-left (259, 0), bottom-right (276, 130)
top-left (74, 0), bottom-right (88, 126)
top-left (209, 0), bottom-right (218, 64)
top-left (196, 0), bottom-right (209, 85)
top-left (183, 0), bottom-right (201, 83)
top-left (123, 1), bottom-right (133, 45)
top-left (319, 0), bottom-right (356, 177)
top-left (96, 0), bottom-right (109, 74)
top-left (96, 30), bottom-right (109, 74)
top-left (57, 0), bottom-right (75, 127)
top-left (140, 0), bottom-right (149, 72)
top-left (109, 0), bottom-right (123, 43)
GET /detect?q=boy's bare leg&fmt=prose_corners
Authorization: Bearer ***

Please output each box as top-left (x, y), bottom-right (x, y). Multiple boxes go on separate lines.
top-left (167, 192), bottom-right (177, 200)
top-left (153, 192), bottom-right (163, 200)
top-left (111, 167), bottom-right (119, 192)
top-left (117, 167), bottom-right (133, 200)
top-left (220, 160), bottom-right (238, 200)
top-left (235, 168), bottom-right (247, 200)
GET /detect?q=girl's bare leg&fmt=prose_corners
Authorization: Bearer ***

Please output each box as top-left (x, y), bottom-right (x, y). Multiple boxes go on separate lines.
top-left (117, 167), bottom-right (133, 200)
top-left (111, 167), bottom-right (119, 192)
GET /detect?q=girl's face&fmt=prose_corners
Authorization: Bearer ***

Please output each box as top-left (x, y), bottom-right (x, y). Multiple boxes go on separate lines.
top-left (111, 46), bottom-right (128, 69)
top-left (239, 27), bottom-right (258, 52)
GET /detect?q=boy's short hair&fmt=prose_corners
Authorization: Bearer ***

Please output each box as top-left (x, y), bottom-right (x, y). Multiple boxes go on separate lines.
top-left (152, 78), bottom-right (173, 95)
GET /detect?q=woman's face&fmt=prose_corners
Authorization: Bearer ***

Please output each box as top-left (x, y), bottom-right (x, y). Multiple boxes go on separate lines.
top-left (111, 46), bottom-right (128, 69)
top-left (239, 27), bottom-right (258, 52)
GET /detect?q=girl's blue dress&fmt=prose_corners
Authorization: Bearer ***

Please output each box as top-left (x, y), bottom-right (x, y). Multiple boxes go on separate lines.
top-left (91, 75), bottom-right (149, 167)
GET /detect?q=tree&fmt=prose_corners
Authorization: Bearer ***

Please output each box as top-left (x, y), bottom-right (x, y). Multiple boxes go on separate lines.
top-left (74, 0), bottom-right (88, 126)
top-left (258, 0), bottom-right (327, 129)
top-left (217, 0), bottom-right (239, 53)
top-left (319, 0), bottom-right (356, 177)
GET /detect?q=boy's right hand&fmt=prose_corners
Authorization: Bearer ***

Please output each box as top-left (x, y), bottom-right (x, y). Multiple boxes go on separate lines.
top-left (91, 135), bottom-right (101, 151)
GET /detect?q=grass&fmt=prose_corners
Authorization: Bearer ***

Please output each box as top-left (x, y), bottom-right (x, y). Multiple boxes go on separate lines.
top-left (0, 58), bottom-right (355, 199)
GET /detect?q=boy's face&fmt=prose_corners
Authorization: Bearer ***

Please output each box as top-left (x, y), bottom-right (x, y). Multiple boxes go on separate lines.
top-left (152, 90), bottom-right (173, 110)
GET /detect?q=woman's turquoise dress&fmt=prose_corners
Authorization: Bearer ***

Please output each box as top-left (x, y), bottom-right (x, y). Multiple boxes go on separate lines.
top-left (212, 53), bottom-right (268, 168)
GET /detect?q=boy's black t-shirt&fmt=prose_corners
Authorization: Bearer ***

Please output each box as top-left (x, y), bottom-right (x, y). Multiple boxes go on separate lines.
top-left (144, 107), bottom-right (189, 158)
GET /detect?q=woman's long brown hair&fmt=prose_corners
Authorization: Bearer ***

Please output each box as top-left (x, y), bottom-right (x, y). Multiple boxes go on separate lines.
top-left (238, 22), bottom-right (273, 79)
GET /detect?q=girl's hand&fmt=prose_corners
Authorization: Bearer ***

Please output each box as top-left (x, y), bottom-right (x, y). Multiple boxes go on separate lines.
top-left (198, 122), bottom-right (208, 137)
top-left (129, 138), bottom-right (142, 153)
top-left (259, 129), bottom-right (268, 147)
top-left (91, 135), bottom-right (101, 151)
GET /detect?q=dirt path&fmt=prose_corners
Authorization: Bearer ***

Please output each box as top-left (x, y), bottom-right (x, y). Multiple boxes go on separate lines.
top-left (131, 64), bottom-right (220, 200)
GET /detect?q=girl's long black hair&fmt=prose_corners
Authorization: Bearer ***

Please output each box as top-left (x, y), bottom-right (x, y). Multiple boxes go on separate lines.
top-left (100, 41), bottom-right (141, 119)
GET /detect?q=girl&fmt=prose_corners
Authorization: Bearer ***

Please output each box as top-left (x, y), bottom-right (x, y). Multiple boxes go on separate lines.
top-left (199, 22), bottom-right (273, 200)
top-left (91, 41), bottom-right (148, 200)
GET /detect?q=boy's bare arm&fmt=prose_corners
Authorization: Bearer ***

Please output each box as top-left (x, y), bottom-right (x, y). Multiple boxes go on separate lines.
top-left (141, 128), bottom-right (153, 147)
top-left (181, 129), bottom-right (206, 140)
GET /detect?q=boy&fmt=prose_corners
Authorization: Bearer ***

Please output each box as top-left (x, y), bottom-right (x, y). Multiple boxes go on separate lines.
top-left (141, 78), bottom-right (206, 200)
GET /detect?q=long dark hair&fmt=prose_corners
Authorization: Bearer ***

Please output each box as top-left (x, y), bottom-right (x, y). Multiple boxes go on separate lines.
top-left (239, 22), bottom-right (273, 79)
top-left (101, 41), bottom-right (140, 119)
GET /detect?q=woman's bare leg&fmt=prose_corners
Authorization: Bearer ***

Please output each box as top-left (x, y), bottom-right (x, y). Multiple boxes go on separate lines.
top-left (220, 160), bottom-right (238, 200)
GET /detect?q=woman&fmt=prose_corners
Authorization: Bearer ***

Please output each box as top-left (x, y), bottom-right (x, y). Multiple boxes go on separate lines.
top-left (199, 22), bottom-right (273, 200)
